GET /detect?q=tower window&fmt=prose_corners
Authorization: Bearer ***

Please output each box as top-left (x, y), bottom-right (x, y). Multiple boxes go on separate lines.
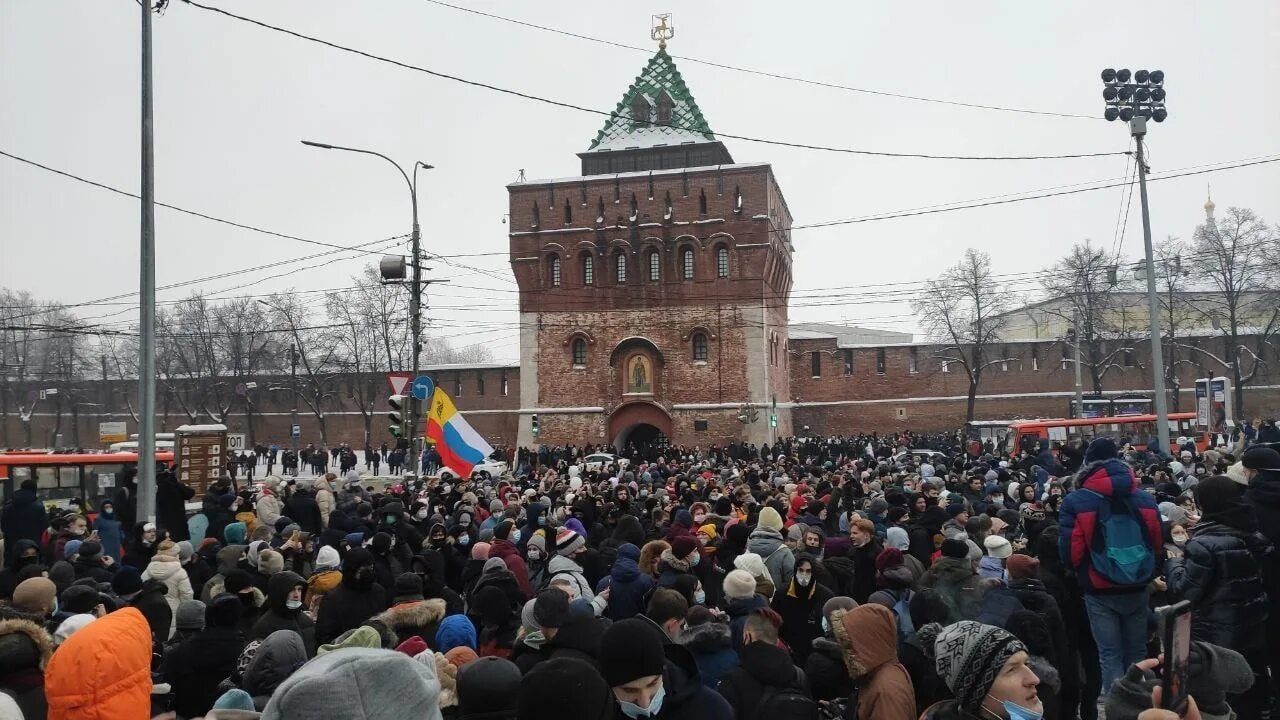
top-left (681, 248), bottom-right (694, 280)
top-left (698, 188), bottom-right (707, 215)
top-left (909, 347), bottom-right (919, 374)
top-left (531, 202), bottom-right (540, 229)
top-left (563, 199), bottom-right (572, 225)
top-left (656, 92), bottom-right (673, 125)
top-left (571, 338), bottom-right (587, 367)
top-left (876, 349), bottom-right (886, 374)
top-left (548, 256), bottom-right (561, 287)
top-left (716, 246), bottom-right (729, 278)
top-left (500, 369), bottom-right (509, 396)
top-left (582, 254), bottom-right (594, 285)
top-left (630, 96), bottom-right (650, 124)
top-left (454, 373), bottom-right (463, 397)
top-left (1030, 344), bottom-right (1040, 371)
top-left (692, 333), bottom-right (708, 362)
top-left (843, 349), bottom-right (853, 376)
top-left (648, 250), bottom-right (660, 282)
top-left (811, 352), bottom-right (821, 378)
top-left (615, 253), bottom-right (627, 283)
top-left (476, 372), bottom-right (485, 396)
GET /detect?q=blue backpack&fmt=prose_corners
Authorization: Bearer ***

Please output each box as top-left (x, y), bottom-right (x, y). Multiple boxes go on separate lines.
top-left (885, 588), bottom-right (915, 640)
top-left (1085, 489), bottom-right (1155, 586)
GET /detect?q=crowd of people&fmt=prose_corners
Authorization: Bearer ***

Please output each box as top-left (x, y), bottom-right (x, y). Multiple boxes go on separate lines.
top-left (2, 428), bottom-right (1280, 720)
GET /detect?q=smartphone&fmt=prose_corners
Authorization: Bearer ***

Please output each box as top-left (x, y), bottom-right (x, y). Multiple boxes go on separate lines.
top-left (1157, 600), bottom-right (1192, 714)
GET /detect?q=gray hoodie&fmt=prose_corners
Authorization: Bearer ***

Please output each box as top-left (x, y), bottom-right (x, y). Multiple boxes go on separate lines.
top-left (746, 527), bottom-right (795, 591)
top-left (261, 647), bottom-right (442, 720)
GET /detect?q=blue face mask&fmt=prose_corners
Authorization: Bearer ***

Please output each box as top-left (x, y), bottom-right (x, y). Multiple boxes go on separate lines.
top-left (694, 590), bottom-right (706, 605)
top-left (688, 552), bottom-right (700, 567)
top-left (618, 683), bottom-right (665, 719)
top-left (999, 700), bottom-right (1043, 720)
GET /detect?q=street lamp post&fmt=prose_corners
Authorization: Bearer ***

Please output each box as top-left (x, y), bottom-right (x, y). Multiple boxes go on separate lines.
top-left (301, 140), bottom-right (432, 461)
top-left (257, 299), bottom-right (303, 452)
top-left (1103, 68), bottom-right (1170, 454)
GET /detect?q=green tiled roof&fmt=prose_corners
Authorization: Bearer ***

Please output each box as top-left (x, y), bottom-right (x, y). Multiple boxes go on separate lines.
top-left (587, 49), bottom-right (717, 152)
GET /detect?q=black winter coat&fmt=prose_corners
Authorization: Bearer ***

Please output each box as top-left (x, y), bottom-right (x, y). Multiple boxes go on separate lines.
top-left (1166, 505), bottom-right (1272, 651)
top-left (770, 579), bottom-right (831, 666)
top-left (160, 625), bottom-right (245, 719)
top-left (805, 636), bottom-right (854, 703)
top-left (1, 488), bottom-right (47, 565)
top-left (249, 571), bottom-right (316, 656)
top-left (636, 651), bottom-right (733, 720)
top-left (315, 549), bottom-right (388, 645)
top-left (155, 473), bottom-right (195, 541)
top-left (283, 488), bottom-right (324, 534)
top-left (130, 578), bottom-right (174, 643)
top-left (716, 641), bottom-right (805, 720)
top-left (1246, 470), bottom-right (1280, 548)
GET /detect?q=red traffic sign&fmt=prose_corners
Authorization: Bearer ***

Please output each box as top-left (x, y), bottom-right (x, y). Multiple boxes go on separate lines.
top-left (386, 372), bottom-right (412, 396)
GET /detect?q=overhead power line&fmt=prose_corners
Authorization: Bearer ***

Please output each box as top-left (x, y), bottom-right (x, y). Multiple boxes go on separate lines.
top-left (179, 0), bottom-right (1123, 161)
top-left (421, 0), bottom-right (1100, 121)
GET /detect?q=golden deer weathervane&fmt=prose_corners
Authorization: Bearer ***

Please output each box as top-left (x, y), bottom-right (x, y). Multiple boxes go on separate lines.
top-left (651, 14), bottom-right (674, 50)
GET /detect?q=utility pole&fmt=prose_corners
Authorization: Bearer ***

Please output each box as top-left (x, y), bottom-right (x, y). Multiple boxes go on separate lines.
top-left (1072, 309), bottom-right (1084, 418)
top-left (137, 0), bottom-right (158, 522)
top-left (290, 343), bottom-right (299, 452)
top-left (1103, 67), bottom-right (1170, 455)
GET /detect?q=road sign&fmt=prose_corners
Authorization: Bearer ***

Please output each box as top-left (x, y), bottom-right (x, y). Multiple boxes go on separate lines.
top-left (98, 421), bottom-right (128, 444)
top-left (387, 372), bottom-right (412, 396)
top-left (291, 424), bottom-right (301, 439)
top-left (412, 375), bottom-right (435, 401)
top-left (227, 433), bottom-right (247, 451)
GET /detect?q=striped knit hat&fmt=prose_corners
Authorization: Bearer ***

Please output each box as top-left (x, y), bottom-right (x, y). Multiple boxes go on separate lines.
top-left (554, 527), bottom-right (585, 557)
top-left (921, 621), bottom-right (1026, 712)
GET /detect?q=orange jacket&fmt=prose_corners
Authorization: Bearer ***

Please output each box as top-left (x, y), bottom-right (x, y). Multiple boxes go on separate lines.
top-left (45, 607), bottom-right (152, 720)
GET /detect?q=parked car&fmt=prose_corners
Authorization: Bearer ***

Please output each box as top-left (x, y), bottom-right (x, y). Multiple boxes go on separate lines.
top-left (583, 453), bottom-right (629, 473)
top-left (438, 459), bottom-right (508, 481)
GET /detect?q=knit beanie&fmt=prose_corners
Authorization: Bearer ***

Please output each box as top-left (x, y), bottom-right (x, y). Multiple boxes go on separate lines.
top-left (697, 524), bottom-right (718, 540)
top-left (444, 645), bottom-right (479, 670)
top-left (722, 569), bottom-right (757, 600)
top-left (318, 625), bottom-right (383, 655)
top-left (757, 506), bottom-right (784, 532)
top-left (733, 552), bottom-right (767, 578)
top-left (493, 520), bottom-right (514, 542)
top-left (921, 621), bottom-right (1026, 712)
top-left (874, 547), bottom-right (904, 573)
top-left (258, 549), bottom-right (285, 575)
top-left (1195, 475), bottom-right (1244, 515)
top-left (315, 545), bottom-right (341, 570)
top-left (1085, 437), bottom-right (1118, 463)
top-left (54, 613), bottom-right (96, 645)
top-left (940, 538), bottom-right (970, 559)
top-left (224, 521), bottom-right (248, 545)
top-left (177, 540), bottom-right (194, 564)
top-left (393, 573), bottom-right (425, 603)
top-left (61, 584), bottom-right (100, 615)
top-left (458, 657), bottom-right (522, 719)
top-left (470, 542), bottom-right (492, 561)
top-left (396, 635), bottom-right (429, 658)
top-left (597, 619), bottom-right (667, 688)
top-left (261, 647), bottom-right (441, 720)
top-left (63, 539), bottom-right (82, 560)
top-left (13, 577), bottom-right (57, 615)
top-left (553, 527), bottom-right (585, 557)
top-left (669, 535), bottom-right (698, 561)
top-left (822, 596), bottom-right (858, 624)
top-left (1005, 554), bottom-right (1040, 580)
top-left (1242, 446), bottom-right (1280, 471)
top-left (885, 526), bottom-right (910, 551)
top-left (527, 534), bottom-right (547, 556)
top-left (76, 540), bottom-right (102, 561)
top-left (983, 535), bottom-right (1013, 560)
top-left (213, 688), bottom-right (257, 711)
top-left (207, 593), bottom-right (242, 628)
top-left (111, 565), bottom-right (144, 597)
top-left (223, 569), bottom-right (254, 595)
top-left (517, 657), bottom-right (612, 720)
top-left (533, 589), bottom-right (571, 629)
top-left (176, 599), bottom-right (207, 631)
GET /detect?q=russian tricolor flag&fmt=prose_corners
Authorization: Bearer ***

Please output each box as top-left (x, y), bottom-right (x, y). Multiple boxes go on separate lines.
top-left (425, 387), bottom-right (494, 477)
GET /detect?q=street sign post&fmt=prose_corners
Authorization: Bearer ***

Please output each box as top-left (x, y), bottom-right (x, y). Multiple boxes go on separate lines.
top-left (411, 375), bottom-right (435, 401)
top-left (290, 424), bottom-right (301, 439)
top-left (227, 433), bottom-right (247, 452)
top-left (98, 421), bottom-right (128, 444)
top-left (386, 372), bottom-right (412, 396)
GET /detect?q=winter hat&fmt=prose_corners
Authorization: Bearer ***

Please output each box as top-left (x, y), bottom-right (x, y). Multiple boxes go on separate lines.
top-left (208, 593), bottom-right (243, 628)
top-left (262, 647), bottom-right (443, 720)
top-left (885, 526), bottom-right (910, 551)
top-left (246, 540), bottom-right (267, 568)
top-left (822, 596), bottom-right (858, 624)
top-left (733, 552), bottom-right (767, 579)
top-left (517, 657), bottom-right (612, 720)
top-left (669, 535), bottom-right (698, 560)
top-left (396, 635), bottom-right (429, 658)
top-left (457, 656), bottom-right (522, 720)
top-left (946, 503), bottom-right (968, 519)
top-left (1085, 437), bottom-right (1119, 463)
top-left (482, 557), bottom-right (507, 575)
top-left (940, 538), bottom-right (970, 560)
top-left (63, 539), bottom-right (83, 560)
top-left (177, 540), bottom-right (194, 564)
top-left (874, 547), bottom-right (904, 573)
top-left (318, 625), bottom-right (384, 655)
top-left (697, 524), bottom-right (718, 540)
top-left (111, 565), bottom-right (144, 597)
top-left (983, 535), bottom-right (1013, 560)
top-left (1195, 475), bottom-right (1244, 515)
top-left (470, 542), bottom-right (492, 561)
top-left (258, 549), bottom-right (285, 575)
top-left (1242, 446), bottom-right (1280, 471)
top-left (224, 569), bottom-right (255, 596)
top-left (224, 521), bottom-right (248, 545)
top-left (176, 599), bottom-right (207, 631)
top-left (61, 584), bottom-right (100, 615)
top-left (445, 645), bottom-right (479, 669)
top-left (436, 614), bottom-right (478, 653)
top-left (212, 688), bottom-right (257, 711)
top-left (11, 577), bottom-right (54, 616)
top-left (53, 613), bottom-right (96, 645)
top-left (315, 545), bottom-right (341, 570)
top-left (493, 520), bottom-right (514, 542)
top-left (157, 539), bottom-right (178, 557)
top-left (527, 533), bottom-right (547, 556)
top-left (757, 506), bottom-right (784, 532)
top-left (924, 620), bottom-right (1027, 712)
top-left (597, 619), bottom-right (668, 688)
top-left (553, 527), bottom-right (585, 557)
top-left (533, 589), bottom-right (571, 629)
top-left (393, 573), bottom-right (425, 603)
top-left (76, 540), bottom-right (103, 561)
top-left (1004, 553), bottom-right (1038, 580)
top-left (723, 569), bottom-right (757, 600)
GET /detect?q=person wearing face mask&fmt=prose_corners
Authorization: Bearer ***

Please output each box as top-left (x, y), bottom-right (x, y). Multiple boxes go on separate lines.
top-left (121, 521), bottom-right (158, 571)
top-left (919, 620), bottom-right (1043, 720)
top-left (49, 513), bottom-right (89, 566)
top-left (2, 479), bottom-right (48, 567)
top-left (315, 547), bottom-right (388, 645)
top-left (600, 618), bottom-right (734, 720)
top-left (250, 570), bottom-right (316, 656)
top-left (717, 608), bottom-right (811, 720)
top-left (92, 500), bottom-right (125, 564)
top-left (0, 540), bottom-right (45, 600)
top-left (656, 536), bottom-right (701, 589)
top-left (488, 520), bottom-right (532, 597)
top-left (771, 554), bottom-right (832, 666)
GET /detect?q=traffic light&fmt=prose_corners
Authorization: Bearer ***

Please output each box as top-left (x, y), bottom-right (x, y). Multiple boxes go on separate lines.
top-left (747, 406), bottom-right (759, 423)
top-left (770, 414), bottom-right (777, 428)
top-left (388, 394), bottom-right (407, 437)
top-left (531, 413), bottom-right (540, 436)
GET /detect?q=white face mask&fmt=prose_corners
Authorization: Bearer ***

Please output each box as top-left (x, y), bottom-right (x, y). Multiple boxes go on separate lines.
top-left (795, 571), bottom-right (812, 587)
top-left (285, 599), bottom-right (303, 611)
top-left (513, 529), bottom-right (522, 543)
top-left (1171, 532), bottom-right (1188, 546)
top-left (527, 547), bottom-right (542, 560)
top-left (415, 509), bottom-right (429, 520)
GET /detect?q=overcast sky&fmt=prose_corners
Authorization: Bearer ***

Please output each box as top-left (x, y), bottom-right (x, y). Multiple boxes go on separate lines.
top-left (3, 1), bottom-right (1278, 361)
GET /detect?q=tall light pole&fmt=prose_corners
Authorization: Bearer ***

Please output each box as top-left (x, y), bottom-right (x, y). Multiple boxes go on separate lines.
top-left (1103, 68), bottom-right (1170, 454)
top-left (256, 300), bottom-right (302, 452)
top-left (301, 140), bottom-right (432, 459)
top-left (138, 0), bottom-right (158, 522)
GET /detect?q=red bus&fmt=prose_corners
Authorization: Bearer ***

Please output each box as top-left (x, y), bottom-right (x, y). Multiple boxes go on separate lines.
top-left (1007, 413), bottom-right (1207, 456)
top-left (0, 451), bottom-right (175, 511)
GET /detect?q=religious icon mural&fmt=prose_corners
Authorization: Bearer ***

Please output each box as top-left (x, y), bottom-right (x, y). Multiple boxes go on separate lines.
top-left (627, 354), bottom-right (653, 394)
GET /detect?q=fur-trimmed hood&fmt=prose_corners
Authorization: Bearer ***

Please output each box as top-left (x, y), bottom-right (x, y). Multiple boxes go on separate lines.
top-left (433, 651), bottom-right (458, 709)
top-left (923, 556), bottom-right (978, 587)
top-left (829, 604), bottom-right (898, 679)
top-left (374, 598), bottom-right (447, 637)
top-left (678, 620), bottom-right (732, 653)
top-left (0, 617), bottom-right (54, 673)
top-left (657, 548), bottom-right (692, 573)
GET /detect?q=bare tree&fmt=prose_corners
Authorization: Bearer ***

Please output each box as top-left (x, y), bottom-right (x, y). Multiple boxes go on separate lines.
top-left (1152, 236), bottom-right (1194, 412)
top-left (1041, 240), bottom-right (1142, 395)
top-left (326, 267), bottom-right (409, 445)
top-left (263, 293), bottom-right (341, 445)
top-left (212, 298), bottom-right (280, 443)
top-left (1185, 207), bottom-right (1280, 417)
top-left (911, 249), bottom-right (1012, 425)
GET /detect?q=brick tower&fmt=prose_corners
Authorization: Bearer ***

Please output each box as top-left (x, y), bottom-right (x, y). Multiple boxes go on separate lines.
top-left (509, 37), bottom-right (794, 451)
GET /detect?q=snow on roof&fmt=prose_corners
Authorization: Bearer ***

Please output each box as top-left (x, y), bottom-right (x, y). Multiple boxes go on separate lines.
top-left (174, 424), bottom-right (229, 433)
top-left (509, 162), bottom-right (769, 189)
top-left (586, 49), bottom-right (716, 152)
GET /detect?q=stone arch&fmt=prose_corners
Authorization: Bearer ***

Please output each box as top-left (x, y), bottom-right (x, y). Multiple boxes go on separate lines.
top-left (608, 401), bottom-right (673, 449)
